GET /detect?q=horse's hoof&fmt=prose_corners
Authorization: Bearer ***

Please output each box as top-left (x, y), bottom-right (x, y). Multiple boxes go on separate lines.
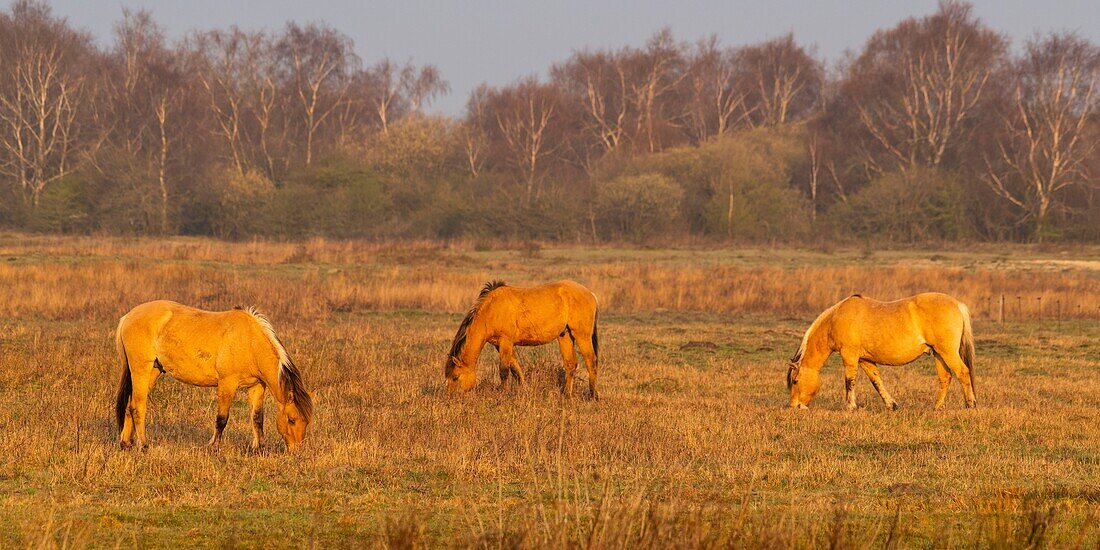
top-left (889, 402), bottom-right (899, 411)
top-left (119, 441), bottom-right (131, 451)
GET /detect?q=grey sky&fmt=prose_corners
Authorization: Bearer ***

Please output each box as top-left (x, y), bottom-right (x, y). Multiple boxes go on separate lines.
top-left (44, 1), bottom-right (1100, 115)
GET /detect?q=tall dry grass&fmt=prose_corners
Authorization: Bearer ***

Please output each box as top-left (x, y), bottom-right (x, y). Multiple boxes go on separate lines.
top-left (1, 234), bottom-right (1098, 547)
top-left (0, 234), bottom-right (1096, 322)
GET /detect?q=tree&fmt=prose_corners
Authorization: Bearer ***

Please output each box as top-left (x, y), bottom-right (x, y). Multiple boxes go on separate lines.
top-left (471, 78), bottom-right (566, 202)
top-left (983, 33), bottom-right (1100, 239)
top-left (110, 8), bottom-right (191, 233)
top-left (836, 1), bottom-right (1007, 174)
top-left (361, 59), bottom-right (448, 134)
top-left (626, 29), bottom-right (687, 153)
top-left (0, 1), bottom-right (98, 208)
top-left (738, 34), bottom-right (823, 127)
top-left (275, 22), bottom-right (357, 166)
top-left (681, 37), bottom-right (751, 143)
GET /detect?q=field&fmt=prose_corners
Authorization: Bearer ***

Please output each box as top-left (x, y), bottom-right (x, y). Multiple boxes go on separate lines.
top-left (0, 234), bottom-right (1099, 548)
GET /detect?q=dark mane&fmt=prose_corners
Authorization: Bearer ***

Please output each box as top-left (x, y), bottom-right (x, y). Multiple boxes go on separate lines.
top-left (790, 349), bottom-right (803, 364)
top-left (786, 349), bottom-right (802, 390)
top-left (447, 281), bottom-right (506, 367)
top-left (279, 355), bottom-right (313, 422)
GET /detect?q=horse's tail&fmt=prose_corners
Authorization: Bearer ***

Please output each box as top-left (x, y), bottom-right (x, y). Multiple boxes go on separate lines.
top-left (591, 310), bottom-right (599, 359)
top-left (115, 329), bottom-right (132, 432)
top-left (958, 302), bottom-right (976, 395)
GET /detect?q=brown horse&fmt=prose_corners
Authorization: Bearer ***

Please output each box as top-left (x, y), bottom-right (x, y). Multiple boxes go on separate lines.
top-left (445, 280), bottom-right (600, 399)
top-left (115, 300), bottom-right (313, 451)
top-left (787, 292), bottom-right (976, 410)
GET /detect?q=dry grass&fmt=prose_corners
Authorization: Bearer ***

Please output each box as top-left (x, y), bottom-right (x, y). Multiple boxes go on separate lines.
top-left (0, 234), bottom-right (1098, 547)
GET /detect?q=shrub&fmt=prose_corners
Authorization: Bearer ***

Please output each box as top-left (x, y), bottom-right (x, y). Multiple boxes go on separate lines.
top-left (832, 169), bottom-right (969, 241)
top-left (595, 173), bottom-right (683, 241)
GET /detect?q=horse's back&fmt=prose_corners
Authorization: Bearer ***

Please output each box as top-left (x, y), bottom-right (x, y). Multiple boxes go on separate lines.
top-left (551, 280), bottom-right (597, 309)
top-left (833, 292), bottom-right (967, 363)
top-left (117, 301), bottom-right (268, 386)
top-left (483, 280), bottom-right (597, 345)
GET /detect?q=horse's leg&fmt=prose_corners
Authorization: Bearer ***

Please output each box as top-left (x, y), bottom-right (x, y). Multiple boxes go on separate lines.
top-left (557, 335), bottom-right (578, 397)
top-left (575, 333), bottom-right (599, 401)
top-left (859, 360), bottom-right (898, 410)
top-left (841, 351), bottom-right (859, 411)
top-left (209, 381), bottom-right (238, 446)
top-left (494, 343), bottom-right (511, 387)
top-left (247, 384), bottom-right (266, 451)
top-left (499, 341), bottom-right (525, 387)
top-left (936, 350), bottom-right (976, 409)
top-left (130, 361), bottom-right (160, 451)
top-left (933, 354), bottom-right (953, 410)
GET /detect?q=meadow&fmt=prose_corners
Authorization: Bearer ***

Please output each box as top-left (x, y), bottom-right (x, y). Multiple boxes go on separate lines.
top-left (0, 234), bottom-right (1098, 548)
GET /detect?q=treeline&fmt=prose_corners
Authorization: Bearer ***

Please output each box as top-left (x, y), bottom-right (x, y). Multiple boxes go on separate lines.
top-left (1, 0), bottom-right (1097, 242)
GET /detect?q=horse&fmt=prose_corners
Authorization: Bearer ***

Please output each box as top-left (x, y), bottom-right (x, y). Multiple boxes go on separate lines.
top-left (115, 300), bottom-right (313, 451)
top-left (445, 280), bottom-right (601, 399)
top-left (786, 292), bottom-right (976, 411)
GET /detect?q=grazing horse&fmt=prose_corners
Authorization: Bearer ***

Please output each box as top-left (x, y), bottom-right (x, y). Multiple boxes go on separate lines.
top-left (445, 280), bottom-right (600, 399)
top-left (787, 292), bottom-right (976, 410)
top-left (115, 300), bottom-right (313, 451)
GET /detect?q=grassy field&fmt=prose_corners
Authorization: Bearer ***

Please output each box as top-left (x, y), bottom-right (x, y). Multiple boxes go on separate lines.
top-left (0, 234), bottom-right (1098, 548)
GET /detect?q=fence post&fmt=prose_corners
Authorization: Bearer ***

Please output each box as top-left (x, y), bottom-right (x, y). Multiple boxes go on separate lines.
top-left (1037, 296), bottom-right (1043, 321)
top-left (998, 294), bottom-right (1005, 324)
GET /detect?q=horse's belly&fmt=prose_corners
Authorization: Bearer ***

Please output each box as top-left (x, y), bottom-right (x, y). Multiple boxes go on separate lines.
top-left (158, 354), bottom-right (220, 387)
top-left (864, 342), bottom-right (929, 366)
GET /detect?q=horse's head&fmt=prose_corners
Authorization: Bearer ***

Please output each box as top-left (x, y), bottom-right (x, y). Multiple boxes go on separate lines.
top-left (276, 394), bottom-right (311, 452)
top-left (786, 355), bottom-right (819, 409)
top-left (445, 356), bottom-right (477, 394)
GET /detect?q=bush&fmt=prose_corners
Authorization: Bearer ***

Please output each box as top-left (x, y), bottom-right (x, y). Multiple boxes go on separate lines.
top-left (27, 176), bottom-right (92, 233)
top-left (208, 168), bottom-right (275, 239)
top-left (598, 127), bottom-right (811, 241)
top-left (264, 162), bottom-right (391, 238)
top-left (595, 173), bottom-right (683, 241)
top-left (832, 169), bottom-right (969, 241)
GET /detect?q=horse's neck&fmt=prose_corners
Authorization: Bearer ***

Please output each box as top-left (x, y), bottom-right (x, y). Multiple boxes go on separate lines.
top-left (459, 318), bottom-right (487, 366)
top-left (801, 316), bottom-right (834, 370)
top-left (260, 364), bottom-right (289, 405)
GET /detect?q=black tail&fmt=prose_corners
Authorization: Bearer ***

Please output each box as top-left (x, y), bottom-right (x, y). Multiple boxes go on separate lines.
top-left (115, 341), bottom-right (132, 432)
top-left (591, 313), bottom-right (599, 358)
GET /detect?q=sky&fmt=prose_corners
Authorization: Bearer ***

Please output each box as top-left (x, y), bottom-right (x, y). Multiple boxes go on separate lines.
top-left (44, 0), bottom-right (1100, 116)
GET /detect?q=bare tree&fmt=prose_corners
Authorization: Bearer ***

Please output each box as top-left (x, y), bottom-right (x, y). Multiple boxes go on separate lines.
top-left (984, 33), bottom-right (1100, 239)
top-left (362, 59), bottom-right (449, 134)
top-left (276, 22), bottom-right (356, 166)
top-left (839, 1), bottom-right (1006, 174)
top-left (738, 34), bottom-right (823, 127)
top-left (474, 78), bottom-right (564, 202)
top-left (0, 1), bottom-right (95, 207)
top-left (627, 29), bottom-right (687, 153)
top-left (189, 28), bottom-right (257, 176)
top-left (553, 50), bottom-right (632, 155)
top-left (111, 9), bottom-right (193, 233)
top-left (404, 64), bottom-right (449, 113)
top-left (682, 37), bottom-right (751, 142)
top-left (461, 85), bottom-right (490, 176)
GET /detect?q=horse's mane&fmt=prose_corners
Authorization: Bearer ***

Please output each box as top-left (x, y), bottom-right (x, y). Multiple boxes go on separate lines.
top-left (447, 280), bottom-right (506, 366)
top-left (791, 299), bottom-right (845, 364)
top-left (242, 306), bottom-right (313, 422)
